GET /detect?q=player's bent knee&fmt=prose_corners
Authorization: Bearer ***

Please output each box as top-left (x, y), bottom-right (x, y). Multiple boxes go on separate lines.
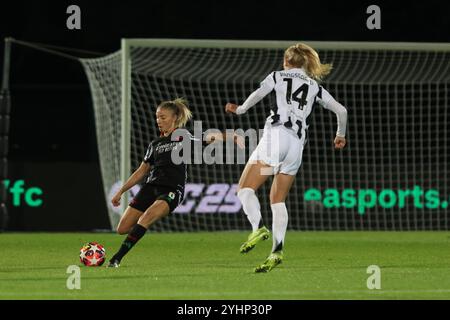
top-left (237, 187), bottom-right (256, 202)
top-left (116, 225), bottom-right (131, 235)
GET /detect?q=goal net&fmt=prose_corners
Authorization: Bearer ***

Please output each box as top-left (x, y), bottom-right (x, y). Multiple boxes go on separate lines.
top-left (81, 39), bottom-right (450, 231)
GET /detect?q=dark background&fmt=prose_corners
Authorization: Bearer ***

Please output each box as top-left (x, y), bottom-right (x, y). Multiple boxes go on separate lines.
top-left (0, 0), bottom-right (449, 230)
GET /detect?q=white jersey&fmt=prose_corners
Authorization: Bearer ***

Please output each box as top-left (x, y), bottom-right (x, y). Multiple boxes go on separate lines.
top-left (236, 68), bottom-right (347, 139)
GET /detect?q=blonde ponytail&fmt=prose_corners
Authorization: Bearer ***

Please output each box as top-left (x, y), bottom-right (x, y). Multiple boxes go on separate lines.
top-left (284, 43), bottom-right (332, 81)
top-left (159, 98), bottom-right (193, 128)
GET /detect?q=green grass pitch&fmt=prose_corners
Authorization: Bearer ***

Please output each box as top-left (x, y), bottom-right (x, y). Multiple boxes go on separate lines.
top-left (0, 231), bottom-right (449, 299)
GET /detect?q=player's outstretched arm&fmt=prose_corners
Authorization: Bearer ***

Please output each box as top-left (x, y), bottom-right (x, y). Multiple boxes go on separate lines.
top-left (225, 72), bottom-right (276, 115)
top-left (225, 88), bottom-right (271, 115)
top-left (111, 162), bottom-right (151, 207)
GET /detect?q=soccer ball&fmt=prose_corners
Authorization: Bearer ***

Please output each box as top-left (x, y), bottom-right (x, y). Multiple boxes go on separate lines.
top-left (79, 242), bottom-right (106, 266)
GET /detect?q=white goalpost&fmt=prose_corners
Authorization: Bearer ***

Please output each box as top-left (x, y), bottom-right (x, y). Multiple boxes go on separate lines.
top-left (81, 39), bottom-right (450, 231)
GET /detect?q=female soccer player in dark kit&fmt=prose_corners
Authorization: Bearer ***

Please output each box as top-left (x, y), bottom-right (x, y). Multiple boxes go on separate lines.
top-left (107, 98), bottom-right (242, 267)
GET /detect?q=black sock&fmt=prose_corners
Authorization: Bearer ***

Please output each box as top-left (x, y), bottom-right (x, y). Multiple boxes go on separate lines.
top-left (258, 219), bottom-right (264, 229)
top-left (273, 241), bottom-right (283, 253)
top-left (111, 224), bottom-right (147, 263)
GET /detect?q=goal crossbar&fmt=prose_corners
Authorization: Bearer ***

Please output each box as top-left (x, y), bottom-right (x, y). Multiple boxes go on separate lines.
top-left (122, 38), bottom-right (450, 51)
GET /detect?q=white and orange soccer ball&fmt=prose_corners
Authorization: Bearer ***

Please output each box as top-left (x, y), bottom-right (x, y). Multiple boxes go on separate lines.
top-left (79, 242), bottom-right (106, 267)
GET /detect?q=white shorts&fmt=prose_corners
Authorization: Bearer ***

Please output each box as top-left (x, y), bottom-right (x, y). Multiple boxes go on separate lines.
top-left (248, 124), bottom-right (305, 175)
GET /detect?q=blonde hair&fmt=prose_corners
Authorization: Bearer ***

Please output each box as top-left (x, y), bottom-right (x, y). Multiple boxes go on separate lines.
top-left (284, 43), bottom-right (332, 81)
top-left (158, 98), bottom-right (193, 128)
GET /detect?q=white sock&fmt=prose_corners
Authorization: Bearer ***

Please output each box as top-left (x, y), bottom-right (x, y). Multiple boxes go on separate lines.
top-left (271, 202), bottom-right (288, 252)
top-left (237, 188), bottom-right (262, 232)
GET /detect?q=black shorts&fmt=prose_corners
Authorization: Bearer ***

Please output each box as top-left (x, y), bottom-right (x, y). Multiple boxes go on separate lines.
top-left (129, 184), bottom-right (183, 213)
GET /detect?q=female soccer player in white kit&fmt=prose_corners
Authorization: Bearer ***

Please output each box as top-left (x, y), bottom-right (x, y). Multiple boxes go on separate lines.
top-left (225, 43), bottom-right (348, 272)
